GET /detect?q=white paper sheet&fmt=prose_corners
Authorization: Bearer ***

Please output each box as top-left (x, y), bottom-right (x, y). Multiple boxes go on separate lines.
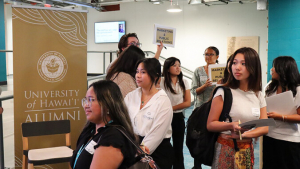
top-left (266, 90), bottom-right (297, 115)
top-left (153, 24), bottom-right (176, 48)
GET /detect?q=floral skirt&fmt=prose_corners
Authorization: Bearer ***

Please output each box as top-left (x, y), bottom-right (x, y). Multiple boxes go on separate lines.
top-left (212, 135), bottom-right (254, 169)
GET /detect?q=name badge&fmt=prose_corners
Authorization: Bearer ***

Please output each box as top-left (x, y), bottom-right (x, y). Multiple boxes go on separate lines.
top-left (252, 108), bottom-right (260, 117)
top-left (85, 140), bottom-right (97, 155)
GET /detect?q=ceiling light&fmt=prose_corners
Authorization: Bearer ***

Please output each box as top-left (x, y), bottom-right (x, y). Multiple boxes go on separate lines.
top-left (188, 0), bottom-right (202, 5)
top-left (153, 1), bottom-right (162, 5)
top-left (167, 1), bottom-right (182, 12)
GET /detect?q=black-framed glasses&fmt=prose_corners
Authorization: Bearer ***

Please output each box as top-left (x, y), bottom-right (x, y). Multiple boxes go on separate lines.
top-left (128, 42), bottom-right (142, 47)
top-left (81, 97), bottom-right (95, 108)
top-left (203, 53), bottom-right (215, 57)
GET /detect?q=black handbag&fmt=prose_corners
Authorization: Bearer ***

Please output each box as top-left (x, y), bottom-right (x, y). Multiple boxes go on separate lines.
top-left (114, 127), bottom-right (160, 169)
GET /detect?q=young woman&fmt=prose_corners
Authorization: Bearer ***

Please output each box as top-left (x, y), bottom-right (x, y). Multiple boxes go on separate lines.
top-left (207, 47), bottom-right (268, 169)
top-left (124, 58), bottom-right (174, 169)
top-left (70, 80), bottom-right (137, 169)
top-left (160, 57), bottom-right (191, 169)
top-left (191, 46), bottom-right (219, 109)
top-left (106, 45), bottom-right (145, 98)
top-left (263, 56), bottom-right (300, 169)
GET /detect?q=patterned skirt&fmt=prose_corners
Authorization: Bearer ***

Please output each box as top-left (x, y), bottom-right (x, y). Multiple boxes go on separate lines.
top-left (212, 135), bottom-right (254, 169)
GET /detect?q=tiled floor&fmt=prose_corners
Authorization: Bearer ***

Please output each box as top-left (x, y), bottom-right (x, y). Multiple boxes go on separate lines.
top-left (0, 75), bottom-right (260, 169)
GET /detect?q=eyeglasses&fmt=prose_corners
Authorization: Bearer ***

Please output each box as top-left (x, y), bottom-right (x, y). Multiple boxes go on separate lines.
top-left (82, 97), bottom-right (95, 108)
top-left (203, 53), bottom-right (215, 57)
top-left (128, 42), bottom-right (142, 47)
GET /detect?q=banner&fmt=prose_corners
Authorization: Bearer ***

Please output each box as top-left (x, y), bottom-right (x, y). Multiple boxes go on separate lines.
top-left (13, 6), bottom-right (87, 168)
top-left (227, 36), bottom-right (259, 58)
top-left (153, 24), bottom-right (176, 47)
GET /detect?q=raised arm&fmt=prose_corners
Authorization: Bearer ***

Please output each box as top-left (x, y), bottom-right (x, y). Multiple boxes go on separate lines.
top-left (154, 41), bottom-right (164, 60)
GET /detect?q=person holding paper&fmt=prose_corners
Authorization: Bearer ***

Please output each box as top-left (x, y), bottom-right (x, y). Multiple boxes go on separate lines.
top-left (106, 33), bottom-right (164, 72)
top-left (263, 56), bottom-right (300, 169)
top-left (191, 46), bottom-right (219, 109)
top-left (207, 47), bottom-right (268, 169)
top-left (160, 57), bottom-right (191, 169)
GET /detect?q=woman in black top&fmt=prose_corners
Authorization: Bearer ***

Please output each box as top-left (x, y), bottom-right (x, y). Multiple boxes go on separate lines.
top-left (70, 80), bottom-right (137, 169)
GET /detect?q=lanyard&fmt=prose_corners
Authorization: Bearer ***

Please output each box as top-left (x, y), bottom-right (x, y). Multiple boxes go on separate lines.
top-left (73, 139), bottom-right (92, 169)
top-left (73, 120), bottom-right (113, 169)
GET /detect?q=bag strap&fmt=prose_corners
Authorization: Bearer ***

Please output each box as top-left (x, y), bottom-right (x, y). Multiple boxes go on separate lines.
top-left (212, 86), bottom-right (239, 151)
top-left (114, 127), bottom-right (147, 157)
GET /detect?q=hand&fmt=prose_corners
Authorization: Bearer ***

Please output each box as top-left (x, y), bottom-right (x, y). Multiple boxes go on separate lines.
top-left (230, 121), bottom-right (249, 134)
top-left (0, 107), bottom-right (3, 114)
top-left (157, 41), bottom-right (164, 53)
top-left (267, 112), bottom-right (281, 120)
top-left (203, 78), bottom-right (212, 88)
top-left (144, 146), bottom-right (150, 154)
top-left (139, 145), bottom-right (150, 154)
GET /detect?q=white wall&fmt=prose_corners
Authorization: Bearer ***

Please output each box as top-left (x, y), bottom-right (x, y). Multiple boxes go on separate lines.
top-left (5, 4), bottom-right (13, 75)
top-left (87, 2), bottom-right (269, 87)
top-left (4, 2), bottom-right (269, 87)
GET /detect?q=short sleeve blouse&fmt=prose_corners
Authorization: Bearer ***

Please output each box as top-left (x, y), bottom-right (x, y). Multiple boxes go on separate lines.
top-left (160, 77), bottom-right (191, 113)
top-left (213, 88), bottom-right (266, 134)
top-left (70, 123), bottom-right (137, 169)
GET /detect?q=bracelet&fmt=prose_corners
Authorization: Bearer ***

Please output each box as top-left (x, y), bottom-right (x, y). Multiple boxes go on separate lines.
top-left (282, 115), bottom-right (285, 122)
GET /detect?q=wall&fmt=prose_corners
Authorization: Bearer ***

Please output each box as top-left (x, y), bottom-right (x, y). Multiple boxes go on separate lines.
top-left (5, 3), bottom-right (12, 76)
top-left (87, 2), bottom-right (269, 87)
top-left (4, 2), bottom-right (269, 86)
top-left (268, 0), bottom-right (300, 81)
top-left (0, 0), bottom-right (7, 84)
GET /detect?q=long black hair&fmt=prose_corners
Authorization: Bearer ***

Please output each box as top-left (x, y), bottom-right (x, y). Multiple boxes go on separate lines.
top-left (83, 80), bottom-right (137, 141)
top-left (136, 58), bottom-right (161, 90)
top-left (265, 56), bottom-right (300, 97)
top-left (162, 57), bottom-right (186, 94)
top-left (226, 47), bottom-right (262, 92)
top-left (106, 45), bottom-right (145, 80)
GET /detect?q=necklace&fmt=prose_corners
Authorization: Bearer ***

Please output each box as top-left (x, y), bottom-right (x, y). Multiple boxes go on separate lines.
top-left (141, 97), bottom-right (152, 106)
top-left (240, 88), bottom-right (248, 92)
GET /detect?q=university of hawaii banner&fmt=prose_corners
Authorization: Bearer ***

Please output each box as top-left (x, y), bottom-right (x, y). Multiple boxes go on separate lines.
top-left (12, 6), bottom-right (87, 168)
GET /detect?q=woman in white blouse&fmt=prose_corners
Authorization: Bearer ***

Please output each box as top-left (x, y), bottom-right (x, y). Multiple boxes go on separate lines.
top-left (263, 56), bottom-right (300, 169)
top-left (160, 57), bottom-right (191, 169)
top-left (124, 58), bottom-right (174, 169)
top-left (207, 47), bottom-right (268, 169)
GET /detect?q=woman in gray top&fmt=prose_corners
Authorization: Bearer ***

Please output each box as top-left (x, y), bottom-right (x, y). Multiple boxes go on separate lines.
top-left (191, 46), bottom-right (219, 109)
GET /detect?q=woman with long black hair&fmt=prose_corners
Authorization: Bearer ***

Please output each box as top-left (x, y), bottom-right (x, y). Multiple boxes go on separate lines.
top-left (160, 57), bottom-right (191, 169)
top-left (70, 80), bottom-right (137, 169)
top-left (263, 56), bottom-right (300, 169)
top-left (125, 58), bottom-right (174, 169)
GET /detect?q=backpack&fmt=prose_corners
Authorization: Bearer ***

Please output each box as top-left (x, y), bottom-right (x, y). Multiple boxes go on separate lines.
top-left (186, 86), bottom-right (239, 166)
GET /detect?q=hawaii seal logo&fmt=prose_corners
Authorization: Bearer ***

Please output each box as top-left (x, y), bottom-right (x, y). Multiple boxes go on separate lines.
top-left (37, 51), bottom-right (68, 83)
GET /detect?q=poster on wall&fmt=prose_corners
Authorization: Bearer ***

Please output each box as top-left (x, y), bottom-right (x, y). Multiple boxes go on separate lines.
top-left (208, 64), bottom-right (226, 85)
top-left (12, 6), bottom-right (87, 168)
top-left (153, 24), bottom-right (176, 47)
top-left (227, 36), bottom-right (259, 58)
